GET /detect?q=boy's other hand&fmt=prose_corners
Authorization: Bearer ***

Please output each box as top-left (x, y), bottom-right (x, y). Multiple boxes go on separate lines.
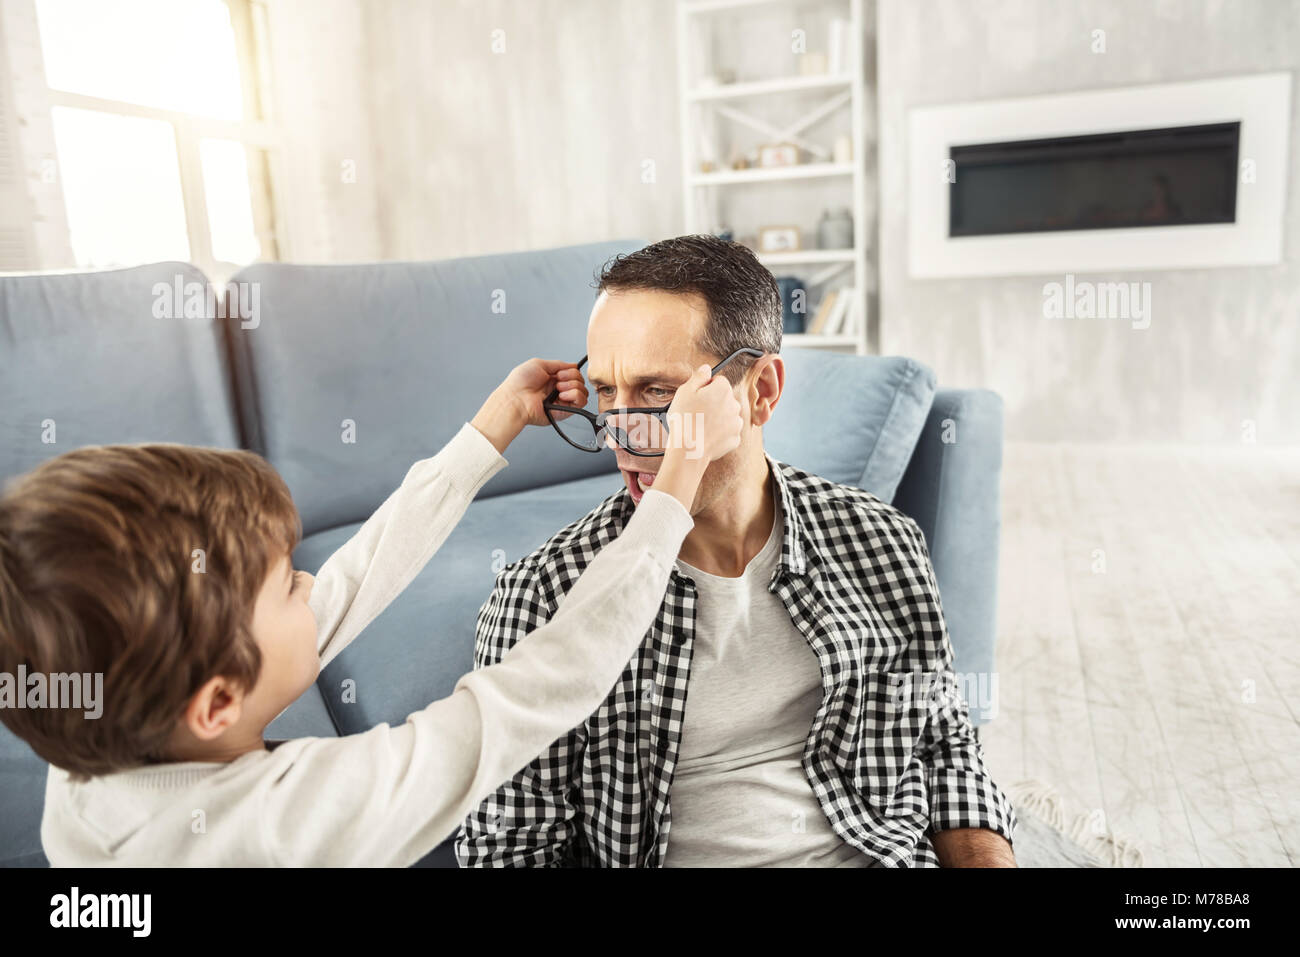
top-left (646, 365), bottom-right (744, 513)
top-left (665, 364), bottom-right (744, 464)
top-left (471, 359), bottom-right (587, 453)
top-left (503, 358), bottom-right (587, 428)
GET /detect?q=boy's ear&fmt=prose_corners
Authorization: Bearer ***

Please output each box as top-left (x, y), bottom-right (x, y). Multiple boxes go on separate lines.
top-left (183, 675), bottom-right (245, 742)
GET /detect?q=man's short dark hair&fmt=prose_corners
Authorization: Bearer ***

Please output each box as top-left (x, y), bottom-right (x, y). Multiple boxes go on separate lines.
top-left (596, 234), bottom-right (781, 382)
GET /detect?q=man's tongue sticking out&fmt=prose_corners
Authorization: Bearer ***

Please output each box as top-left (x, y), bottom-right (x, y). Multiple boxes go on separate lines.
top-left (625, 468), bottom-right (657, 504)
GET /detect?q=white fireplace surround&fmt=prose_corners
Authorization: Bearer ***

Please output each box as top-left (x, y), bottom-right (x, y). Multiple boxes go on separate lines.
top-left (907, 72), bottom-right (1292, 278)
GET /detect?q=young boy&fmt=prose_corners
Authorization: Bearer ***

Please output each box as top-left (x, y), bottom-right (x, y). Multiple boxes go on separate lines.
top-left (0, 357), bottom-right (741, 866)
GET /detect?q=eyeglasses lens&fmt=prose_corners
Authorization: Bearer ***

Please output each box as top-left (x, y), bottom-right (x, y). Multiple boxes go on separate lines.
top-left (601, 411), bottom-right (670, 455)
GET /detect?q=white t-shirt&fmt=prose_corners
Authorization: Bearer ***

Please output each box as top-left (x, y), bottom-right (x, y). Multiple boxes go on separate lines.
top-left (663, 478), bottom-right (873, 867)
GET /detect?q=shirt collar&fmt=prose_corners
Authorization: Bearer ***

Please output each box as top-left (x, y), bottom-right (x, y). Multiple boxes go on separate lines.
top-left (765, 453), bottom-right (809, 577)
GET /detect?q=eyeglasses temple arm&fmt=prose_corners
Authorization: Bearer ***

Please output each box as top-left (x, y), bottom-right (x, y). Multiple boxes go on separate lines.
top-left (710, 347), bottom-right (766, 376)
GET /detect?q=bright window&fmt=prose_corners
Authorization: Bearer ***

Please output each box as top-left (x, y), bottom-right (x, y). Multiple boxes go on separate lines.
top-left (51, 107), bottom-right (191, 266)
top-left (201, 139), bottom-right (261, 265)
top-left (35, 0), bottom-right (279, 276)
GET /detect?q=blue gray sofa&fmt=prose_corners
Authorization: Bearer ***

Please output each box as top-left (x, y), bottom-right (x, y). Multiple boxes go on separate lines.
top-left (0, 240), bottom-right (1004, 867)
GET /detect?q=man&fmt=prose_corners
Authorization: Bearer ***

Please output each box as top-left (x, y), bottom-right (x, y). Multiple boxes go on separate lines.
top-left (455, 235), bottom-right (1017, 867)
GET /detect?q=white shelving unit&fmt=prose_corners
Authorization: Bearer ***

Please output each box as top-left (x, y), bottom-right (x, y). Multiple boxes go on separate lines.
top-left (686, 73), bottom-right (853, 102)
top-left (689, 161), bottom-right (855, 187)
top-left (758, 249), bottom-right (855, 266)
top-left (676, 0), bottom-right (870, 354)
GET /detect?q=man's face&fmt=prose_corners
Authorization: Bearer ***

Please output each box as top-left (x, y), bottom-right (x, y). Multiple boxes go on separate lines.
top-left (586, 287), bottom-right (753, 514)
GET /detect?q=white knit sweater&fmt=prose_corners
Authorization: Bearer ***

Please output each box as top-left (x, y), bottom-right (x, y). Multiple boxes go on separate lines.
top-left (41, 422), bottom-right (692, 866)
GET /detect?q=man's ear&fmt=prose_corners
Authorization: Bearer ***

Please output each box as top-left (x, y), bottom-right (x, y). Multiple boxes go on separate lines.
top-left (749, 355), bottom-right (785, 428)
top-left (182, 675), bottom-right (245, 742)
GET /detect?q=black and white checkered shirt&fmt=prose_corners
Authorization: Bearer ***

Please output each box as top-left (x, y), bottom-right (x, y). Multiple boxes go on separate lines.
top-left (455, 456), bottom-right (1017, 867)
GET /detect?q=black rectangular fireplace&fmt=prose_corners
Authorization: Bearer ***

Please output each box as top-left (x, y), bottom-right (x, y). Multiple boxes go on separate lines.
top-left (948, 122), bottom-right (1240, 237)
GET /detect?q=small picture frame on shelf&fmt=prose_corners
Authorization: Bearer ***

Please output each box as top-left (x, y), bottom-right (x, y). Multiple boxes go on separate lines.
top-left (758, 225), bottom-right (802, 253)
top-left (758, 142), bottom-right (800, 168)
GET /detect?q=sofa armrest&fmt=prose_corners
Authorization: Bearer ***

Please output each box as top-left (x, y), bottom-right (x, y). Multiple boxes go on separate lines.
top-left (890, 388), bottom-right (1004, 727)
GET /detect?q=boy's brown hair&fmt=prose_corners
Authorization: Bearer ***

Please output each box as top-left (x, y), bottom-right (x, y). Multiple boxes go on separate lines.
top-left (0, 444), bottom-right (301, 780)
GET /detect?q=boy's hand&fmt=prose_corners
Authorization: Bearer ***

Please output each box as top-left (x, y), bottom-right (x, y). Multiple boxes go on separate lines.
top-left (471, 359), bottom-right (587, 453)
top-left (665, 364), bottom-right (744, 463)
top-left (648, 364), bottom-right (745, 512)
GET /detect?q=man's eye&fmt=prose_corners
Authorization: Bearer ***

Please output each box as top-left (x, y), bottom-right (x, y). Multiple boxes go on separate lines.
top-left (597, 385), bottom-right (672, 401)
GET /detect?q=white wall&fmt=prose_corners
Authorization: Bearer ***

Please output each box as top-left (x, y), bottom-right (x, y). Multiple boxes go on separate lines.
top-left (265, 0), bottom-right (384, 264)
top-left (877, 0), bottom-right (1300, 444)
top-left (360, 0), bottom-right (684, 260)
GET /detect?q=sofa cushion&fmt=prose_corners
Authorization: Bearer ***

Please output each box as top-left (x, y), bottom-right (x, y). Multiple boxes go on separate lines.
top-left (226, 241), bottom-right (644, 537)
top-left (0, 262), bottom-right (241, 484)
top-left (763, 349), bottom-right (936, 502)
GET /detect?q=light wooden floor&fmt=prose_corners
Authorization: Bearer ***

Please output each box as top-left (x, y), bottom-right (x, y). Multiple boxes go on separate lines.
top-left (978, 442), bottom-right (1300, 867)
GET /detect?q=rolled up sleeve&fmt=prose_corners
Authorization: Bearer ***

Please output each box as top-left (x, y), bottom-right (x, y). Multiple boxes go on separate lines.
top-left (896, 517), bottom-right (1017, 846)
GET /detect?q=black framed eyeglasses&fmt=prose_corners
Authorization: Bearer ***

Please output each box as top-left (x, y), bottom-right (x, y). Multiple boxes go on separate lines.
top-left (543, 347), bottom-right (764, 457)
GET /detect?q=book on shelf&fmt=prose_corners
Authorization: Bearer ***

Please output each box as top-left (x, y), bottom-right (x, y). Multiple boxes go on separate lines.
top-left (806, 291), bottom-right (837, 335)
top-left (823, 287), bottom-right (853, 335)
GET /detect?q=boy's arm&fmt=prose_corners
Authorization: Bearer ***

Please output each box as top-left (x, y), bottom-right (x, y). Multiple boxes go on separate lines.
top-left (455, 568), bottom-right (585, 867)
top-left (261, 488), bottom-right (691, 867)
top-left (307, 422), bottom-right (507, 670)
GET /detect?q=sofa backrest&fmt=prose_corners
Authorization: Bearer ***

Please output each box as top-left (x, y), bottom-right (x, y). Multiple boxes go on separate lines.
top-left (226, 241), bottom-right (642, 536)
top-left (0, 262), bottom-right (241, 484)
